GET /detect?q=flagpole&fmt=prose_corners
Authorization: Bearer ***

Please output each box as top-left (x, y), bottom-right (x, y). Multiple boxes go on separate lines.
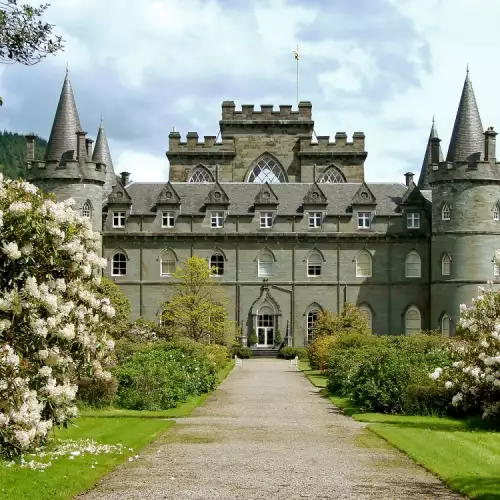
top-left (294, 45), bottom-right (300, 106)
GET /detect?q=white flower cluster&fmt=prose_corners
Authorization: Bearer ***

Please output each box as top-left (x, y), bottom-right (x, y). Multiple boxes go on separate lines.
top-left (0, 174), bottom-right (116, 456)
top-left (431, 281), bottom-right (500, 418)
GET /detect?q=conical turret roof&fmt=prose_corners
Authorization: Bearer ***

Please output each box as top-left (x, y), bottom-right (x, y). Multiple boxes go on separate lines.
top-left (45, 70), bottom-right (82, 161)
top-left (446, 70), bottom-right (484, 163)
top-left (92, 118), bottom-right (116, 194)
top-left (417, 117), bottom-right (443, 190)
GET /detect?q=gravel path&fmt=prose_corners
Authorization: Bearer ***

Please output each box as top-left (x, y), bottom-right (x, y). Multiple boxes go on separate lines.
top-left (79, 359), bottom-right (463, 500)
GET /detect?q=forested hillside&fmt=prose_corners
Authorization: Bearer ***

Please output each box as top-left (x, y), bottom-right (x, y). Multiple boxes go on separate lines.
top-left (0, 131), bottom-right (47, 179)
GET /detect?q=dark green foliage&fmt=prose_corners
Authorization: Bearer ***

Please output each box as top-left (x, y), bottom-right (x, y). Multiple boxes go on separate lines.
top-left (248, 330), bottom-right (257, 346)
top-left (274, 329), bottom-right (282, 345)
top-left (232, 345), bottom-right (252, 358)
top-left (279, 346), bottom-right (308, 360)
top-left (0, 131), bottom-right (47, 178)
top-left (77, 376), bottom-right (118, 409)
top-left (114, 348), bottom-right (217, 411)
top-left (95, 276), bottom-right (131, 339)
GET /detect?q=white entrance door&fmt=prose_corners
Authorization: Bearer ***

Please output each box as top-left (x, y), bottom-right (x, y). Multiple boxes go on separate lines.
top-left (257, 307), bottom-right (274, 347)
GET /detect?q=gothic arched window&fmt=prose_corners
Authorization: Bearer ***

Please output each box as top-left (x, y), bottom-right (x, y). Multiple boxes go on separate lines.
top-left (355, 250), bottom-right (372, 278)
top-left (441, 203), bottom-right (451, 221)
top-left (189, 166), bottom-right (214, 183)
top-left (441, 313), bottom-right (451, 337)
top-left (210, 252), bottom-right (225, 276)
top-left (405, 306), bottom-right (421, 334)
top-left (247, 155), bottom-right (287, 183)
top-left (82, 200), bottom-right (92, 218)
top-left (494, 204), bottom-right (500, 221)
top-left (111, 252), bottom-right (127, 276)
top-left (441, 253), bottom-right (451, 276)
top-left (306, 309), bottom-right (320, 344)
top-left (405, 250), bottom-right (421, 278)
top-left (318, 166), bottom-right (345, 183)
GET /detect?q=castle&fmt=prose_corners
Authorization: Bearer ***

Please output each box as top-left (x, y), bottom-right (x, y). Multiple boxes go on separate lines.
top-left (25, 69), bottom-right (500, 346)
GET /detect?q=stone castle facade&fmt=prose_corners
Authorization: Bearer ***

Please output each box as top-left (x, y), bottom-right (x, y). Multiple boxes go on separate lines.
top-left (25, 70), bottom-right (500, 346)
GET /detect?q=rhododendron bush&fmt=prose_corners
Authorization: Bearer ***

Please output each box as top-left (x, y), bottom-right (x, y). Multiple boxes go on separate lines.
top-left (430, 279), bottom-right (500, 418)
top-left (0, 173), bottom-right (115, 457)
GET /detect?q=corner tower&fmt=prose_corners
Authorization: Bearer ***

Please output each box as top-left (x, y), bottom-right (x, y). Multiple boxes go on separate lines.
top-left (429, 70), bottom-right (500, 334)
top-left (417, 117), bottom-right (443, 190)
top-left (92, 118), bottom-right (116, 197)
top-left (25, 70), bottom-right (106, 232)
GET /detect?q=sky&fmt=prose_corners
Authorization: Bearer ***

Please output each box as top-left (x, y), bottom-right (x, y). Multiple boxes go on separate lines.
top-left (0, 0), bottom-right (498, 184)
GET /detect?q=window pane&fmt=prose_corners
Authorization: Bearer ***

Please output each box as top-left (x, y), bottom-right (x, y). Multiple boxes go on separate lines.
top-left (248, 156), bottom-right (287, 183)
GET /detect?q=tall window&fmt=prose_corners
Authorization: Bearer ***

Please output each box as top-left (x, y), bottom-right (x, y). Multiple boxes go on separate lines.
top-left (258, 251), bottom-right (274, 277)
top-left (356, 250), bottom-right (372, 278)
top-left (441, 203), bottom-right (451, 221)
top-left (307, 252), bottom-right (322, 277)
top-left (441, 314), bottom-right (451, 337)
top-left (358, 304), bottom-right (372, 333)
top-left (260, 212), bottom-right (274, 228)
top-left (441, 253), bottom-right (451, 276)
top-left (160, 250), bottom-right (176, 276)
top-left (407, 212), bottom-right (420, 229)
top-left (112, 253), bottom-right (127, 276)
top-left (318, 166), bottom-right (345, 183)
top-left (211, 211), bottom-right (224, 228)
top-left (494, 204), bottom-right (500, 221)
top-left (210, 253), bottom-right (224, 276)
top-left (405, 251), bottom-right (421, 278)
top-left (247, 155), bottom-right (287, 183)
top-left (357, 212), bottom-right (371, 229)
top-left (112, 211), bottom-right (126, 228)
top-left (307, 310), bottom-right (319, 344)
top-left (405, 306), bottom-right (421, 334)
top-left (189, 166), bottom-right (214, 183)
top-left (162, 211), bottom-right (175, 228)
top-left (309, 212), bottom-right (322, 228)
top-left (82, 200), bottom-right (92, 219)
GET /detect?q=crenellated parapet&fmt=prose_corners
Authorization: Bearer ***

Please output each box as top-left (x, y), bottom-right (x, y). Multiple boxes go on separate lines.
top-left (429, 160), bottom-right (500, 184)
top-left (220, 101), bottom-right (312, 122)
top-left (298, 132), bottom-right (366, 158)
top-left (26, 159), bottom-right (107, 185)
top-left (167, 131), bottom-right (236, 159)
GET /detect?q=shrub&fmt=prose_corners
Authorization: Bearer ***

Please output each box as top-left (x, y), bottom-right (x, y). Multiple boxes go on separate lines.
top-left (232, 346), bottom-right (252, 359)
top-left (77, 376), bottom-right (118, 409)
top-left (114, 348), bottom-right (217, 410)
top-left (279, 347), bottom-right (308, 360)
top-left (313, 303), bottom-right (371, 338)
top-left (0, 177), bottom-right (115, 457)
top-left (248, 330), bottom-right (258, 346)
top-left (205, 344), bottom-right (231, 370)
top-left (308, 336), bottom-right (338, 371)
top-left (274, 329), bottom-right (283, 345)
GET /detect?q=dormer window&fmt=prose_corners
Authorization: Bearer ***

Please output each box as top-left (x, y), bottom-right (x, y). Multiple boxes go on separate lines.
top-left (112, 211), bottom-right (126, 228)
top-left (309, 212), bottom-right (322, 228)
top-left (260, 212), bottom-right (274, 228)
top-left (357, 212), bottom-right (371, 229)
top-left (162, 211), bottom-right (175, 228)
top-left (407, 212), bottom-right (420, 229)
top-left (211, 211), bottom-right (224, 228)
top-left (441, 203), bottom-right (451, 221)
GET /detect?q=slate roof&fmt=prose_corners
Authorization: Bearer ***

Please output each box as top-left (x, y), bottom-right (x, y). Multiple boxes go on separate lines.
top-left (92, 120), bottom-right (116, 195)
top-left (418, 118), bottom-right (444, 190)
top-left (118, 182), bottom-right (424, 216)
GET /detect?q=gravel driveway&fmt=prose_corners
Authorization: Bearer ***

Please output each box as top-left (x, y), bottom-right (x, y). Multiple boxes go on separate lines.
top-left (79, 359), bottom-right (463, 500)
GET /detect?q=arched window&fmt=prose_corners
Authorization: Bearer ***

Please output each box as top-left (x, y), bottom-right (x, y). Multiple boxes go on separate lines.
top-left (160, 250), bottom-right (176, 276)
top-left (494, 204), bottom-right (500, 221)
top-left (355, 250), bottom-right (372, 278)
top-left (358, 304), bottom-right (372, 332)
top-left (307, 310), bottom-right (320, 344)
top-left (441, 314), bottom-right (451, 337)
top-left (318, 166), bottom-right (346, 183)
top-left (247, 155), bottom-right (287, 183)
top-left (256, 304), bottom-right (275, 346)
top-left (82, 200), bottom-right (92, 218)
top-left (111, 253), bottom-right (127, 276)
top-left (405, 250), bottom-right (421, 278)
top-left (405, 306), bottom-right (421, 334)
top-left (189, 166), bottom-right (214, 183)
top-left (210, 253), bottom-right (225, 276)
top-left (258, 250), bottom-right (274, 277)
top-left (307, 252), bottom-right (322, 277)
top-left (494, 261), bottom-right (499, 277)
top-left (441, 203), bottom-right (451, 221)
top-left (441, 253), bottom-right (451, 276)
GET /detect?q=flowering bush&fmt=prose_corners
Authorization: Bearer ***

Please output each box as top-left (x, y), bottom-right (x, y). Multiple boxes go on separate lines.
top-left (430, 281), bottom-right (500, 419)
top-left (0, 174), bottom-right (115, 457)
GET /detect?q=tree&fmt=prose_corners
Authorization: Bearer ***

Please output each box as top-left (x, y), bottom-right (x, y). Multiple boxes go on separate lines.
top-left (95, 276), bottom-right (131, 339)
top-left (160, 256), bottom-right (229, 344)
top-left (0, 174), bottom-right (115, 457)
top-left (313, 303), bottom-right (371, 338)
top-left (0, 1), bottom-right (64, 104)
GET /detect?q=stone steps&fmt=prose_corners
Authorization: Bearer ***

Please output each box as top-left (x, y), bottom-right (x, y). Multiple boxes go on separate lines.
top-left (251, 348), bottom-right (279, 358)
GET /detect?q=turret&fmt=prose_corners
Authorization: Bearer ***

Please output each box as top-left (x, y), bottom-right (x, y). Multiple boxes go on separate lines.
top-left (92, 118), bottom-right (116, 196)
top-left (417, 117), bottom-right (443, 190)
top-left (25, 70), bottom-right (106, 233)
top-left (429, 70), bottom-right (500, 336)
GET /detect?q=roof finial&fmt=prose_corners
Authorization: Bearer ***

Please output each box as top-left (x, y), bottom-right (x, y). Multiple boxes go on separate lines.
top-left (100, 113), bottom-right (103, 125)
top-left (66, 62), bottom-right (69, 74)
top-left (466, 63), bottom-right (469, 76)
top-left (432, 114), bottom-right (435, 125)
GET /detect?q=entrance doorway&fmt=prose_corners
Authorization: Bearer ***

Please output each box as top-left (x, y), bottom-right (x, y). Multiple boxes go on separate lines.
top-left (257, 306), bottom-right (274, 347)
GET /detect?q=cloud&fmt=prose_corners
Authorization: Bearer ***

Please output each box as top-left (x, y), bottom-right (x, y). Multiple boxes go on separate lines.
top-left (0, 0), bottom-right (498, 184)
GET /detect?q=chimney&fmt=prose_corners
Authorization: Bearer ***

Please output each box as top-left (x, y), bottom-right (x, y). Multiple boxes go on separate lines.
top-left (430, 136), bottom-right (442, 164)
top-left (25, 134), bottom-right (36, 161)
top-left (215, 164), bottom-right (220, 183)
top-left (484, 126), bottom-right (498, 162)
top-left (85, 138), bottom-right (94, 158)
top-left (75, 131), bottom-right (87, 160)
top-left (404, 172), bottom-right (414, 187)
top-left (120, 171), bottom-right (130, 185)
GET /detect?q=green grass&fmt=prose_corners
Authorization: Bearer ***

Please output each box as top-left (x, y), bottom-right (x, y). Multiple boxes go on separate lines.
top-left (300, 361), bottom-right (500, 500)
top-left (0, 360), bottom-right (235, 500)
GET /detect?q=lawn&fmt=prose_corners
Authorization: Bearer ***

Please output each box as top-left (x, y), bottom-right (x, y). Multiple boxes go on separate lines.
top-left (300, 361), bottom-right (500, 500)
top-left (0, 360), bottom-right (235, 500)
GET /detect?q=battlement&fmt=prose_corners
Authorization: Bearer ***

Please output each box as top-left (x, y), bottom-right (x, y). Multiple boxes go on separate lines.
top-left (298, 132), bottom-right (366, 156)
top-left (167, 132), bottom-right (236, 158)
top-left (429, 160), bottom-right (500, 184)
top-left (220, 101), bottom-right (313, 122)
top-left (26, 159), bottom-right (107, 184)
